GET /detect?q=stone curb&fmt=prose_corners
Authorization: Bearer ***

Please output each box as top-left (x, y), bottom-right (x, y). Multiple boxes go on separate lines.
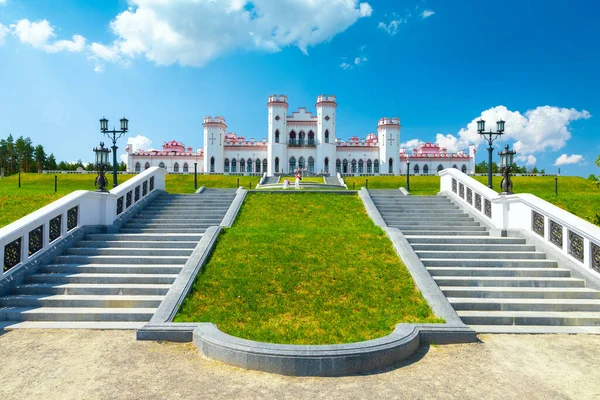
top-left (194, 186), bottom-right (206, 194)
top-left (247, 190), bottom-right (358, 195)
top-left (220, 188), bottom-right (247, 228)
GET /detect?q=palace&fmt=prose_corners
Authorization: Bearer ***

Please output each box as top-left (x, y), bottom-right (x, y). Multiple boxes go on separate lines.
top-left (125, 94), bottom-right (476, 176)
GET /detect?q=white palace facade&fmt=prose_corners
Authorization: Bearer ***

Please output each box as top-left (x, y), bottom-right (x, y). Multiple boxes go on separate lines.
top-left (126, 94), bottom-right (476, 176)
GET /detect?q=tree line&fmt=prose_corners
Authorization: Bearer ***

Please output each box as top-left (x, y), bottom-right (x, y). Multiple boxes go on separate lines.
top-left (474, 161), bottom-right (545, 174)
top-left (0, 134), bottom-right (126, 176)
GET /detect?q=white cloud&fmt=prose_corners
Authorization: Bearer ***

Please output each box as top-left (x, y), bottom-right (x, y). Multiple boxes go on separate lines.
top-left (340, 55), bottom-right (367, 70)
top-left (121, 135), bottom-right (153, 163)
top-left (421, 10), bottom-right (435, 19)
top-left (436, 105), bottom-right (591, 155)
top-left (10, 19), bottom-right (86, 53)
top-left (378, 19), bottom-right (403, 36)
top-left (0, 24), bottom-right (8, 46)
top-left (0, 0), bottom-right (8, 5)
top-left (400, 138), bottom-right (424, 150)
top-left (103, 0), bottom-right (372, 67)
top-left (554, 154), bottom-right (585, 166)
top-left (516, 154), bottom-right (537, 166)
top-left (340, 62), bottom-right (351, 70)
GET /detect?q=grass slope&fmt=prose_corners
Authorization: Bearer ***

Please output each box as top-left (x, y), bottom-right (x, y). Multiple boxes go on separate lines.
top-left (175, 193), bottom-right (441, 344)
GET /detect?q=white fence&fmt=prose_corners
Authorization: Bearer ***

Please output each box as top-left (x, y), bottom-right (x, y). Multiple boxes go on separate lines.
top-left (0, 167), bottom-right (167, 279)
top-left (439, 169), bottom-right (600, 277)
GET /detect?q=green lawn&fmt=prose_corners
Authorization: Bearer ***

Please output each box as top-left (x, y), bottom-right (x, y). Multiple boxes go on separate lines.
top-left (174, 193), bottom-right (441, 345)
top-left (165, 174), bottom-right (253, 192)
top-left (344, 175), bottom-right (440, 194)
top-left (280, 176), bottom-right (324, 183)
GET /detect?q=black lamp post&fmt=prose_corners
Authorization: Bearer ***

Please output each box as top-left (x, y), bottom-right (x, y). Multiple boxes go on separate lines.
top-left (406, 158), bottom-right (410, 191)
top-left (99, 116), bottom-right (128, 188)
top-left (477, 119), bottom-right (505, 189)
top-left (93, 142), bottom-right (110, 193)
top-left (499, 144), bottom-right (516, 194)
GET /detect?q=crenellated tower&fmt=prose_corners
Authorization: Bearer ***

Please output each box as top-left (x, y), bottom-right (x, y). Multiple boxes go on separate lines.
top-left (267, 94), bottom-right (288, 175)
top-left (203, 116), bottom-right (226, 173)
top-left (378, 117), bottom-right (401, 174)
top-left (316, 94), bottom-right (337, 174)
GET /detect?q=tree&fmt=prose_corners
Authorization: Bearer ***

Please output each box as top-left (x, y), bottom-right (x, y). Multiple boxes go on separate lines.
top-left (57, 161), bottom-right (69, 170)
top-left (46, 153), bottom-right (57, 170)
top-left (118, 161), bottom-right (127, 171)
top-left (15, 136), bottom-right (26, 172)
top-left (596, 155), bottom-right (600, 179)
top-left (34, 145), bottom-right (46, 172)
top-left (6, 135), bottom-right (15, 174)
top-left (588, 174), bottom-right (598, 181)
top-left (531, 167), bottom-right (539, 174)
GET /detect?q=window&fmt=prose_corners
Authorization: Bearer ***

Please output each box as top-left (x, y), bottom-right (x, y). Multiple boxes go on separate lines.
top-left (240, 159), bottom-right (245, 172)
top-left (247, 158), bottom-right (252, 173)
top-left (308, 157), bottom-right (314, 173)
top-left (275, 129), bottom-right (280, 143)
top-left (374, 159), bottom-right (379, 173)
top-left (159, 162), bottom-right (166, 170)
top-left (275, 157), bottom-right (279, 173)
top-left (183, 163), bottom-right (189, 173)
top-left (414, 164), bottom-right (419, 174)
top-left (342, 159), bottom-right (348, 174)
top-left (351, 159), bottom-right (357, 174)
top-left (437, 165), bottom-right (443, 172)
top-left (263, 159), bottom-right (267, 173)
top-left (452, 164), bottom-right (458, 169)
top-left (145, 162), bottom-right (150, 170)
top-left (367, 159), bottom-right (372, 173)
top-left (289, 131), bottom-right (296, 145)
top-left (173, 163), bottom-right (179, 172)
top-left (299, 131), bottom-right (305, 146)
top-left (210, 157), bottom-right (215, 173)
top-left (388, 158), bottom-right (393, 174)
top-left (289, 157), bottom-right (296, 171)
top-left (308, 131), bottom-right (315, 146)
top-left (255, 159), bottom-right (261, 173)
top-left (299, 157), bottom-right (305, 169)
top-left (462, 165), bottom-right (468, 174)
top-left (423, 165), bottom-right (429, 174)
top-left (324, 157), bottom-right (329, 172)
top-left (224, 159), bottom-right (230, 173)
top-left (336, 159), bottom-right (341, 173)
top-left (231, 158), bottom-right (237, 172)
top-left (358, 160), bottom-right (364, 174)
top-left (135, 162), bottom-right (140, 172)
top-left (325, 129), bottom-right (329, 143)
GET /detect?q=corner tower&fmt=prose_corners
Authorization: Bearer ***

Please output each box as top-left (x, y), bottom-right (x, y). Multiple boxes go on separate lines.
top-left (203, 116), bottom-right (226, 173)
top-left (316, 94), bottom-right (337, 174)
top-left (267, 94), bottom-right (288, 175)
top-left (378, 117), bottom-right (401, 174)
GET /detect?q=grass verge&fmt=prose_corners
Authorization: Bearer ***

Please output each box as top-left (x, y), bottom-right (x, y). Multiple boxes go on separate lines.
top-left (174, 193), bottom-right (441, 344)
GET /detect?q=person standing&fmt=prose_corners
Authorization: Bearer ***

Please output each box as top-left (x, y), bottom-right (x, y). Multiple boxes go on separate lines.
top-left (295, 172), bottom-right (301, 190)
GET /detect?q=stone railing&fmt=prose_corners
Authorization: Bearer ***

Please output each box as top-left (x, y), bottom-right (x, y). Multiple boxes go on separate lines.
top-left (258, 172), bottom-right (267, 186)
top-left (0, 167), bottom-right (166, 279)
top-left (439, 168), bottom-right (600, 277)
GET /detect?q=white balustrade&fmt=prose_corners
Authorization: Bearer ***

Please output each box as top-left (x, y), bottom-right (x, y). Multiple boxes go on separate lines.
top-left (439, 168), bottom-right (600, 276)
top-left (0, 167), bottom-right (167, 279)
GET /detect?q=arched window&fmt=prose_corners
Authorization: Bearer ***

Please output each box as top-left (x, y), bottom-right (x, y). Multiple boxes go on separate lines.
top-left (247, 158), bottom-right (252, 173)
top-left (452, 164), bottom-right (458, 169)
top-left (324, 157), bottom-right (329, 173)
top-left (240, 159), bottom-right (245, 172)
top-left (462, 165), bottom-right (468, 174)
top-left (423, 165), bottom-right (429, 174)
top-left (388, 158), bottom-right (393, 174)
top-left (437, 165), bottom-right (444, 173)
top-left (343, 159), bottom-right (348, 174)
top-left (173, 163), bottom-right (180, 173)
top-left (336, 159), bottom-right (341, 173)
top-left (224, 159), bottom-right (230, 173)
top-left (299, 131), bottom-right (305, 146)
top-left (358, 159), bottom-right (364, 173)
top-left (275, 157), bottom-right (279, 173)
top-left (298, 157), bottom-right (305, 169)
top-left (351, 159), bottom-right (357, 174)
top-left (183, 163), bottom-right (189, 173)
top-left (374, 159), bottom-right (379, 173)
top-left (289, 157), bottom-right (296, 171)
top-left (308, 157), bottom-right (314, 173)
top-left (255, 159), bottom-right (261, 173)
top-left (145, 162), bottom-right (150, 170)
top-left (308, 131), bottom-right (315, 146)
top-left (135, 162), bottom-right (140, 172)
top-left (231, 158), bottom-right (237, 172)
top-left (289, 131), bottom-right (296, 145)
top-left (275, 129), bottom-right (280, 143)
top-left (325, 129), bottom-right (329, 143)
top-left (367, 159), bottom-right (372, 173)
top-left (159, 162), bottom-right (166, 170)
top-left (263, 159), bottom-right (267, 173)
top-left (414, 164), bottom-right (419, 174)
top-left (210, 157), bottom-right (215, 173)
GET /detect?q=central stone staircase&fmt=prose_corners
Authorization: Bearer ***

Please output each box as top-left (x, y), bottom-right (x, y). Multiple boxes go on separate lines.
top-left (369, 190), bottom-right (600, 333)
top-left (0, 189), bottom-right (237, 329)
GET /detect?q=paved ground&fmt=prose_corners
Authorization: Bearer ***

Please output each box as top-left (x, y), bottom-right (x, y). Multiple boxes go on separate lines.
top-left (0, 330), bottom-right (599, 400)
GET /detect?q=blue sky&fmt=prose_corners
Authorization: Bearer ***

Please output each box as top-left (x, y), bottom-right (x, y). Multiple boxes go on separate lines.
top-left (0, 0), bottom-right (598, 176)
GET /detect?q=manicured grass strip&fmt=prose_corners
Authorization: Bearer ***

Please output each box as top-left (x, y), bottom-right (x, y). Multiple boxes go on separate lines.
top-left (175, 193), bottom-right (441, 345)
top-left (279, 176), bottom-right (324, 183)
top-left (344, 175), bottom-right (440, 194)
top-left (166, 174), bottom-right (253, 192)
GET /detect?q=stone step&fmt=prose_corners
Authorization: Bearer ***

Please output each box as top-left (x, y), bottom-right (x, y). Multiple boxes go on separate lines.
top-left (457, 310), bottom-right (600, 326)
top-left (449, 298), bottom-right (600, 312)
top-left (85, 233), bottom-right (203, 242)
top-left (433, 276), bottom-right (584, 288)
top-left (119, 228), bottom-right (207, 234)
top-left (412, 243), bottom-right (535, 252)
top-left (0, 294), bottom-right (164, 308)
top-left (12, 283), bottom-right (172, 296)
top-left (395, 225), bottom-right (486, 231)
top-left (26, 273), bottom-right (178, 285)
top-left (385, 220), bottom-right (481, 227)
top-left (394, 230), bottom-right (490, 236)
top-left (41, 264), bottom-right (183, 275)
top-left (75, 240), bottom-right (199, 249)
top-left (416, 251), bottom-right (546, 260)
top-left (377, 207), bottom-right (461, 213)
top-left (405, 236), bottom-right (526, 244)
top-left (0, 321), bottom-right (146, 330)
top-left (137, 212), bottom-right (226, 219)
top-left (384, 215), bottom-right (475, 222)
top-left (421, 258), bottom-right (558, 268)
top-left (64, 248), bottom-right (193, 257)
top-left (53, 255), bottom-right (188, 265)
top-left (131, 217), bottom-right (222, 223)
top-left (440, 287), bottom-right (600, 299)
top-left (468, 325), bottom-right (600, 334)
top-left (372, 200), bottom-right (453, 205)
top-left (427, 267), bottom-right (569, 277)
top-left (0, 307), bottom-right (156, 322)
top-left (122, 223), bottom-right (214, 230)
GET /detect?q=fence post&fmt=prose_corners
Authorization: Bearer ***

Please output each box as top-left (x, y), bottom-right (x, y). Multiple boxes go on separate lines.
top-left (18, 173), bottom-right (21, 188)
top-left (237, 178), bottom-right (239, 188)
top-left (54, 175), bottom-right (57, 193)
